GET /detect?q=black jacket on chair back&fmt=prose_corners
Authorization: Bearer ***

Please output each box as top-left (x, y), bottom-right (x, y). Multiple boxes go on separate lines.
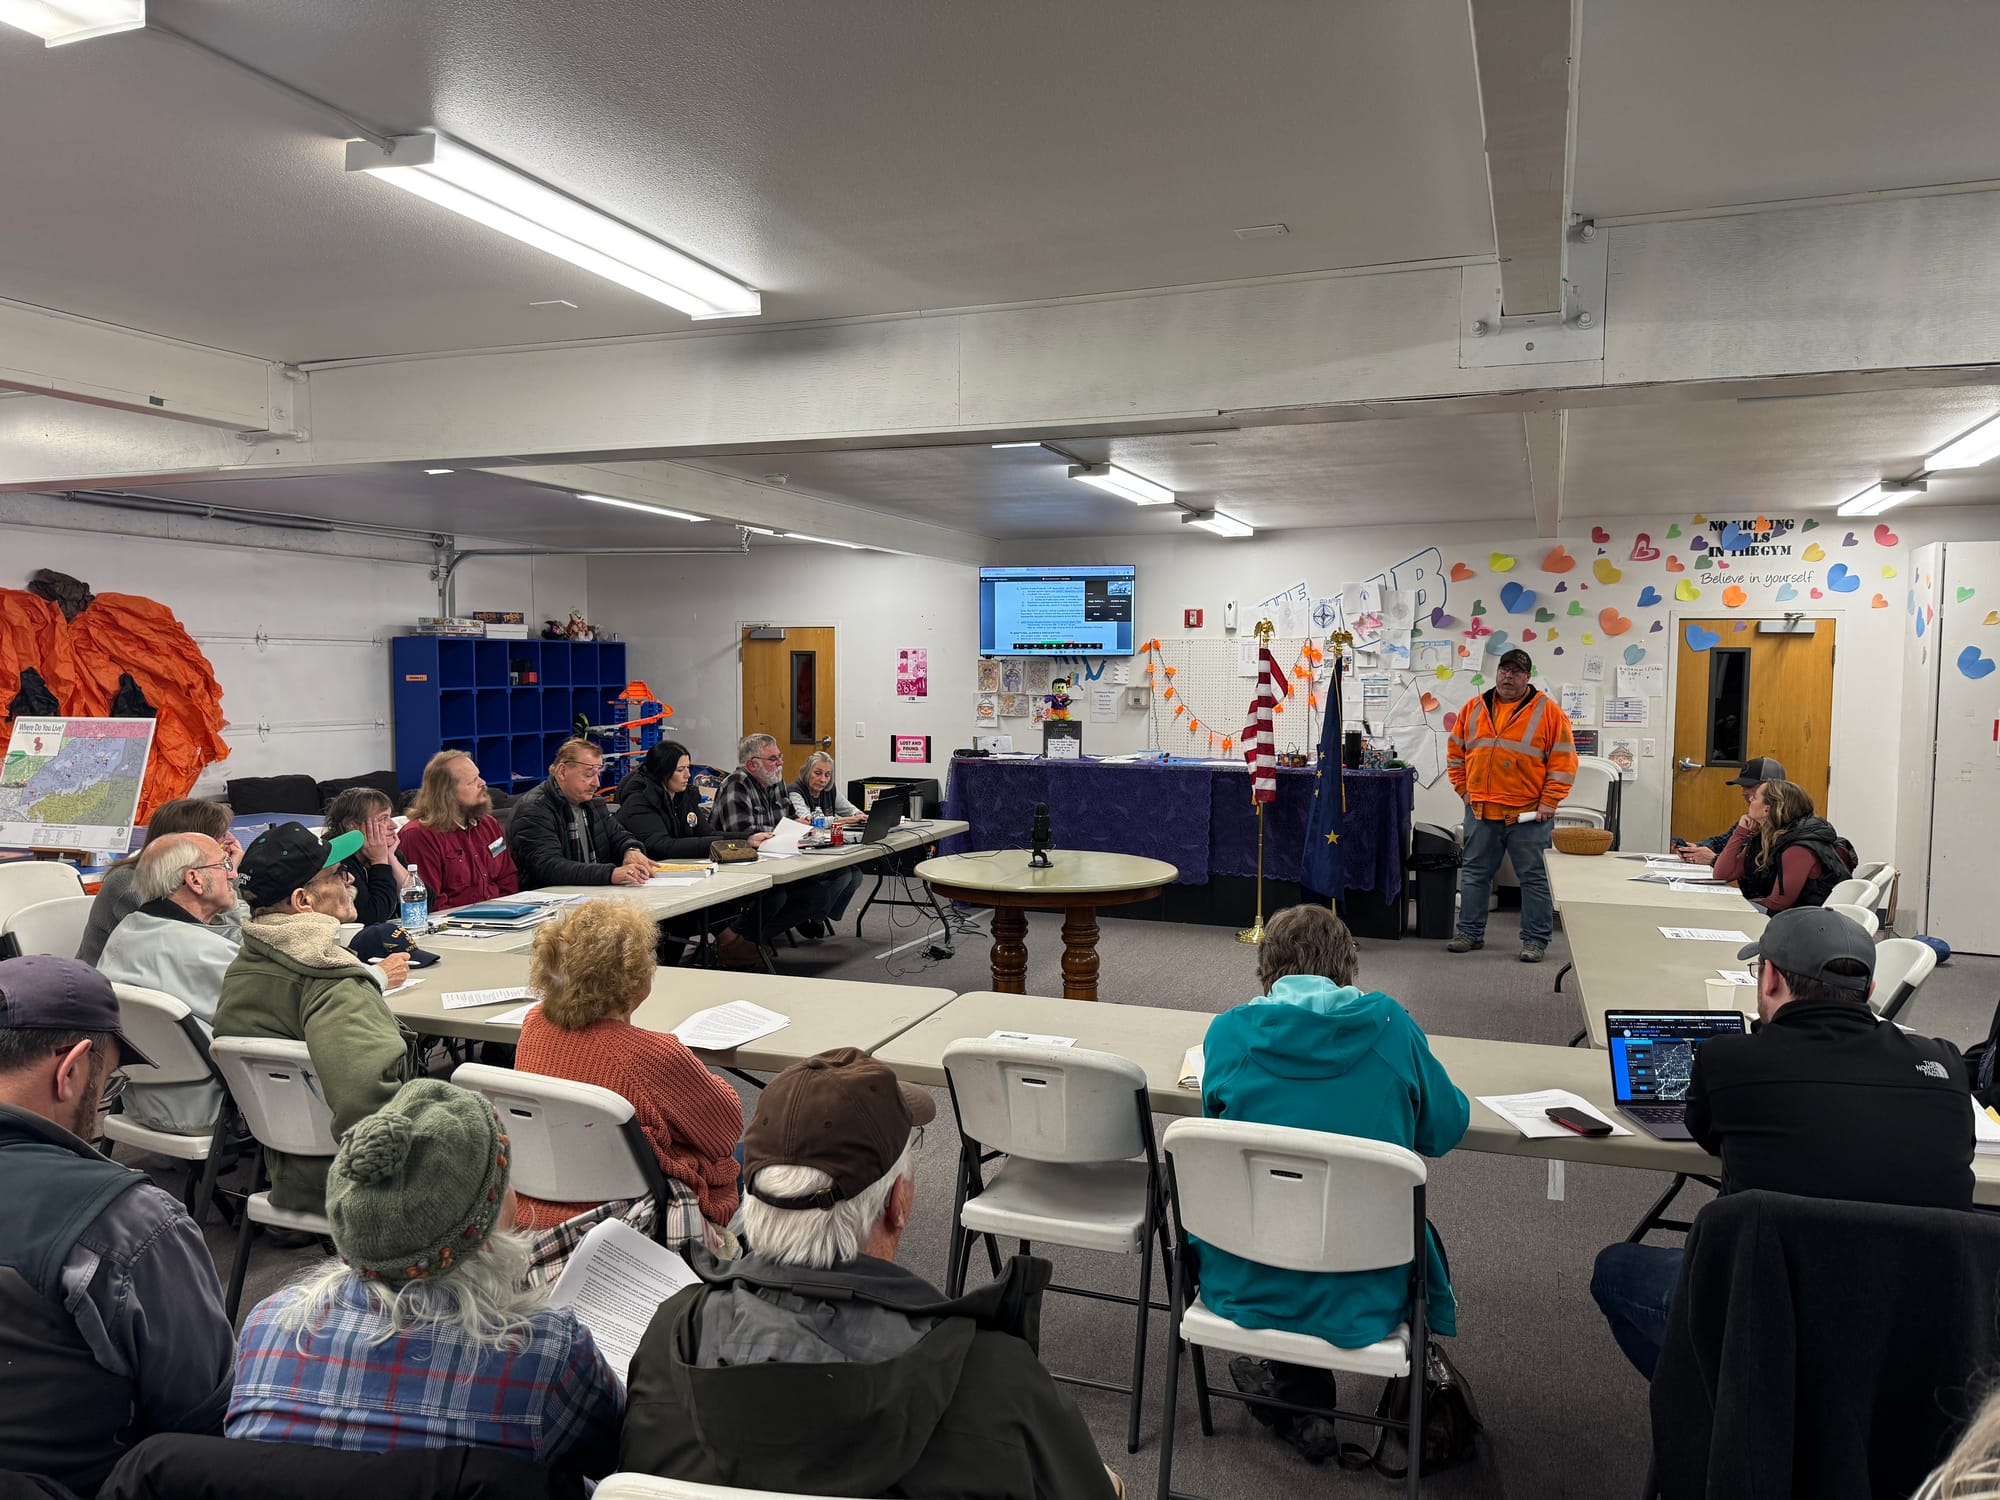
top-left (98, 1435), bottom-right (585, 1500)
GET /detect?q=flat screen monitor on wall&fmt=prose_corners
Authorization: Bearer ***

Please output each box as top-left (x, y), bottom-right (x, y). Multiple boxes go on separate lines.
top-left (978, 564), bottom-right (1136, 656)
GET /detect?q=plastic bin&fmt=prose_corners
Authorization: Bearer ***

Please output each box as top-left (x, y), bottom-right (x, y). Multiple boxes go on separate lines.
top-left (1410, 821), bottom-right (1462, 940)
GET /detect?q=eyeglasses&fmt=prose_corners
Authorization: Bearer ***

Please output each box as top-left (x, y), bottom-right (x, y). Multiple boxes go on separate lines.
top-left (189, 860), bottom-right (233, 875)
top-left (99, 1071), bottom-right (128, 1109)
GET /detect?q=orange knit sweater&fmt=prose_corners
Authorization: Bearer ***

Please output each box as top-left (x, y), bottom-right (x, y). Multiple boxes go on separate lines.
top-left (513, 1010), bottom-right (745, 1229)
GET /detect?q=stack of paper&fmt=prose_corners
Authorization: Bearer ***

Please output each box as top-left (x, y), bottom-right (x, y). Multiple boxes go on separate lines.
top-left (440, 986), bottom-right (537, 1011)
top-left (671, 1001), bottom-right (789, 1051)
top-left (1179, 1045), bottom-right (1204, 1091)
top-left (547, 1218), bottom-right (700, 1378)
top-left (1974, 1101), bottom-right (2000, 1157)
top-left (1475, 1090), bottom-right (1631, 1138)
top-left (757, 818), bottom-right (812, 859)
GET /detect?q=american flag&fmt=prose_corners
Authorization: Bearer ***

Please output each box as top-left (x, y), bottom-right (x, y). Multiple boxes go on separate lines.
top-left (1241, 639), bottom-right (1290, 803)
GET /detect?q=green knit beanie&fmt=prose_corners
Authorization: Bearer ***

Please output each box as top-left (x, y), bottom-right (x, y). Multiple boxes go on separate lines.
top-left (327, 1079), bottom-right (511, 1285)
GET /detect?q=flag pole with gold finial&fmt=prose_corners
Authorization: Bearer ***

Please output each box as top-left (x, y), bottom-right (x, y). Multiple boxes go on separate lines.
top-left (1238, 617), bottom-right (1277, 945)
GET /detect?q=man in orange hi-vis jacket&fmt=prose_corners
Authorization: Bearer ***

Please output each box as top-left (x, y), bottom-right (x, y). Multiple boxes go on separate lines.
top-left (1445, 647), bottom-right (1578, 963)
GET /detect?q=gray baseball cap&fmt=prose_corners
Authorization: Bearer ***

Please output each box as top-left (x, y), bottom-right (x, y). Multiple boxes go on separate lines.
top-left (1728, 756), bottom-right (1787, 788)
top-left (0, 955), bottom-right (153, 1066)
top-left (1736, 907), bottom-right (1875, 993)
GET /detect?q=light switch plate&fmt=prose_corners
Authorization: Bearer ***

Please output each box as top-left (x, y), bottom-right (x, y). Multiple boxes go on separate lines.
top-left (854, 721), bottom-right (865, 738)
top-left (1642, 738), bottom-right (1656, 758)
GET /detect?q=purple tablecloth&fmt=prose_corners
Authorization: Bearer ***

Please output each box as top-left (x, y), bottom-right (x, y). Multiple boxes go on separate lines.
top-left (942, 758), bottom-right (1414, 897)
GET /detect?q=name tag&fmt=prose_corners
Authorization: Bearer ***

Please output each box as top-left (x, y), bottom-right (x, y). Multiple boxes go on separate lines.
top-left (488, 836), bottom-right (506, 856)
top-left (686, 812), bottom-right (697, 829)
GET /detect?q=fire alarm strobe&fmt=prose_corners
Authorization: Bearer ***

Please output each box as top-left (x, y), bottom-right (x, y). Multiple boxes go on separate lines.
top-left (1184, 608), bottom-right (1203, 629)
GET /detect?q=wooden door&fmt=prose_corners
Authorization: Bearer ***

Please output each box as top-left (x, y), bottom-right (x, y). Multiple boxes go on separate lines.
top-left (1670, 618), bottom-right (1835, 843)
top-left (741, 627), bottom-right (837, 783)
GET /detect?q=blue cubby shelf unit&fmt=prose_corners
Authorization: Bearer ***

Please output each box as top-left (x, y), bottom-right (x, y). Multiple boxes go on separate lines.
top-left (392, 637), bottom-right (629, 792)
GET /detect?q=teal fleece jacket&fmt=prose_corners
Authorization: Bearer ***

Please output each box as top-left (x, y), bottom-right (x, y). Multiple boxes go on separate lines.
top-left (1198, 976), bottom-right (1470, 1345)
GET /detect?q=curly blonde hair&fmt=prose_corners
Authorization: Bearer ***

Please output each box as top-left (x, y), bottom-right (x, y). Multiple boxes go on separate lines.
top-left (529, 899), bottom-right (657, 1029)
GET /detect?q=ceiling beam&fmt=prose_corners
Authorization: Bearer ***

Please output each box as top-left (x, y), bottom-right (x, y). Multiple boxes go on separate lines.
top-left (1468, 0), bottom-right (1575, 316)
top-left (1523, 410), bottom-right (1566, 537)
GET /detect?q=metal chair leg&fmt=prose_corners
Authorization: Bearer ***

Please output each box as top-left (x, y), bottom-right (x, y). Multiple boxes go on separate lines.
top-left (224, 1148), bottom-right (264, 1324)
top-left (1191, 1343), bottom-right (1215, 1437)
top-left (1126, 1209), bottom-right (1155, 1454)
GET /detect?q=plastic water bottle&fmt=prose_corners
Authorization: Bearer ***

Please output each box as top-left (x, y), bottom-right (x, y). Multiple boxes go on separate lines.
top-left (400, 870), bottom-right (430, 934)
top-left (812, 813), bottom-right (828, 831)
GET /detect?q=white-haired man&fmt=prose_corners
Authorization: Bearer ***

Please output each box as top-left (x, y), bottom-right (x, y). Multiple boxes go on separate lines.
top-left (621, 1047), bottom-right (1121, 1499)
top-left (97, 832), bottom-right (243, 1133)
top-left (712, 733), bottom-right (837, 946)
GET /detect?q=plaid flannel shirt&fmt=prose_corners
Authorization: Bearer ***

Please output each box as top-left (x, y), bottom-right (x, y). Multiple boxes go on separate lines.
top-left (524, 1184), bottom-right (739, 1289)
top-left (712, 769), bottom-right (787, 835)
top-left (227, 1280), bottom-right (623, 1467)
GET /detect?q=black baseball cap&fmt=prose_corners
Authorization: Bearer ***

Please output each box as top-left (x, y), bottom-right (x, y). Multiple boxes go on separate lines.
top-left (349, 921), bottom-right (440, 969)
top-left (0, 955), bottom-right (153, 1067)
top-left (1498, 648), bottom-right (1533, 674)
top-left (743, 1047), bottom-right (936, 1210)
top-left (238, 822), bottom-right (365, 908)
top-left (1737, 907), bottom-right (1875, 993)
top-left (1728, 756), bottom-right (1787, 788)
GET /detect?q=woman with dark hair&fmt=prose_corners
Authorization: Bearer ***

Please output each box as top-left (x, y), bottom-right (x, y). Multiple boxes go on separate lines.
top-left (1713, 778), bottom-right (1853, 913)
top-left (1198, 904), bottom-right (1469, 1465)
top-left (76, 796), bottom-right (243, 963)
top-left (322, 787), bottom-right (412, 926)
top-left (616, 741), bottom-right (767, 966)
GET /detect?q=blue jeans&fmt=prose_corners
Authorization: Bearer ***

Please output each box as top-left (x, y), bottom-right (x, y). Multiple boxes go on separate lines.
top-left (1456, 808), bottom-right (1556, 946)
top-left (1591, 1242), bottom-right (1684, 1379)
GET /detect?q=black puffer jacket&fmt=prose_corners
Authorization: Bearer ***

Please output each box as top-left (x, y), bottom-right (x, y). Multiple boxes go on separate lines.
top-left (504, 777), bottom-right (643, 888)
top-left (1733, 814), bottom-right (1851, 909)
top-left (615, 771), bottom-right (722, 860)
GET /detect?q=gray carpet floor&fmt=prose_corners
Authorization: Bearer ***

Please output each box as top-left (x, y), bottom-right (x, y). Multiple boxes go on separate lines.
top-left (153, 896), bottom-right (1997, 1500)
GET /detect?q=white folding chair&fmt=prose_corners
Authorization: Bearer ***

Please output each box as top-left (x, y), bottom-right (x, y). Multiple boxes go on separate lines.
top-left (595, 1477), bottom-right (872, 1500)
top-left (943, 1038), bottom-right (1167, 1455)
top-left (0, 863), bottom-right (85, 956)
top-left (1825, 879), bottom-right (1873, 909)
top-left (210, 1036), bottom-right (339, 1321)
top-left (1870, 937), bottom-right (1939, 1023)
top-left (1851, 860), bottom-right (1888, 887)
top-left (1825, 902), bottom-right (1880, 937)
top-left (102, 983), bottom-right (237, 1225)
top-left (1552, 757), bottom-right (1618, 831)
top-left (1158, 1118), bottom-right (1432, 1500)
top-left (451, 1063), bottom-right (671, 1237)
top-left (1864, 864), bottom-right (1899, 929)
top-left (2, 894), bottom-right (98, 957)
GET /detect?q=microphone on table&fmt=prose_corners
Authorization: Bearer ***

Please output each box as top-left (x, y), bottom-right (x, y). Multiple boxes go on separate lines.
top-left (1029, 802), bottom-right (1053, 869)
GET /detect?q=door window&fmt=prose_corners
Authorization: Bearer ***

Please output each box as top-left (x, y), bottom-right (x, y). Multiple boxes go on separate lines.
top-left (790, 651), bottom-right (817, 744)
top-left (1705, 648), bottom-right (1750, 766)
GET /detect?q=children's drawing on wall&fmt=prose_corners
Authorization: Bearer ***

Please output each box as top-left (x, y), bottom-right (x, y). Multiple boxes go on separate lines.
top-left (896, 647), bottom-right (929, 701)
top-left (976, 659), bottom-right (1002, 693)
top-left (1000, 660), bottom-right (1024, 694)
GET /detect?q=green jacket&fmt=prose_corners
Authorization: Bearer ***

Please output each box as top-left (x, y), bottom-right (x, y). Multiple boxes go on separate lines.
top-left (213, 924), bottom-right (409, 1215)
top-left (621, 1252), bottom-right (1116, 1500)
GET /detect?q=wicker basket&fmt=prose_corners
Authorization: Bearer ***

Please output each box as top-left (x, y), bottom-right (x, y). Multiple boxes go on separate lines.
top-left (1552, 826), bottom-right (1615, 856)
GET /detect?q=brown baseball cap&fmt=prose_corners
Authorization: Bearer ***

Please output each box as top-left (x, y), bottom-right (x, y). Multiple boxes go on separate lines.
top-left (743, 1047), bottom-right (937, 1210)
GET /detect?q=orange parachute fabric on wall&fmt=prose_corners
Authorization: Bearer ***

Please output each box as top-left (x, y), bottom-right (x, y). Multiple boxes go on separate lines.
top-left (2, 587), bottom-right (228, 822)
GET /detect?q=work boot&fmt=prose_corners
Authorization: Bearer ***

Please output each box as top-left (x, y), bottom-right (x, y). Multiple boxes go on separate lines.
top-left (1445, 933), bottom-right (1483, 953)
top-left (1520, 942), bottom-right (1547, 963)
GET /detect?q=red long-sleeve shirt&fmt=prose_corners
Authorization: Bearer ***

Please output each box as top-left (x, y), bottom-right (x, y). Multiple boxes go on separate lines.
top-left (397, 816), bottom-right (519, 911)
top-left (513, 1010), bottom-right (745, 1228)
top-left (1714, 824), bottom-right (1819, 912)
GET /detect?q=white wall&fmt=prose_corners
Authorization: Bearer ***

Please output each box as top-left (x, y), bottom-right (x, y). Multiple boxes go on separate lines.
top-left (1, 493), bottom-right (587, 790)
top-left (586, 546), bottom-right (979, 788)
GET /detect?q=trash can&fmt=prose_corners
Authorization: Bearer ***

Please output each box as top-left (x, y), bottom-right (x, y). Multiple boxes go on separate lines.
top-left (1410, 821), bottom-right (1462, 940)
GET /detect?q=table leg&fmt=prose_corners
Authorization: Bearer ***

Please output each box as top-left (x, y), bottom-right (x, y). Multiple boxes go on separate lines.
top-left (1060, 904), bottom-right (1100, 1002)
top-left (990, 906), bottom-right (1029, 994)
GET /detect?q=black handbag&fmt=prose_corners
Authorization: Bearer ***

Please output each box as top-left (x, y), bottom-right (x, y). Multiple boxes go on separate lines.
top-left (1339, 1342), bottom-right (1483, 1478)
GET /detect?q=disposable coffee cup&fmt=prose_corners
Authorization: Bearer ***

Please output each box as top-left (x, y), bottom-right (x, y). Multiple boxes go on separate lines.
top-left (1704, 977), bottom-right (1749, 1012)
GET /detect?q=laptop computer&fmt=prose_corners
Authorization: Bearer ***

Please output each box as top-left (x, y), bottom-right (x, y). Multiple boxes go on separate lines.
top-left (1604, 1009), bottom-right (1749, 1139)
top-left (801, 792), bottom-right (908, 850)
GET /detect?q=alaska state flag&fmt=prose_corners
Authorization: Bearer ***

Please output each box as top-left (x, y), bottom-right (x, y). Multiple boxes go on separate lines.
top-left (1298, 655), bottom-right (1346, 908)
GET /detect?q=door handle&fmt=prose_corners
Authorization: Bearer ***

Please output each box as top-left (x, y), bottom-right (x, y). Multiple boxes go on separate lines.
top-left (819, 736), bottom-right (832, 748)
top-left (1677, 757), bottom-right (1700, 771)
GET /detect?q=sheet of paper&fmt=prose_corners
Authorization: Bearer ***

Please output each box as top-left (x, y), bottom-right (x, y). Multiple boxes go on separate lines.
top-left (976, 659), bottom-right (1002, 693)
top-left (547, 1218), bottom-right (700, 1380)
top-left (1616, 664), bottom-right (1666, 698)
top-left (1716, 969), bottom-right (1756, 984)
top-left (1973, 1100), bottom-right (2000, 1154)
top-left (646, 874), bottom-right (708, 886)
top-left (1110, 662), bottom-right (1131, 686)
top-left (671, 1000), bottom-right (790, 1051)
top-left (974, 694), bottom-right (998, 725)
top-left (381, 975), bottom-right (425, 995)
top-left (987, 1030), bottom-right (1078, 1047)
top-left (1659, 926), bottom-right (1754, 943)
top-left (1413, 641), bottom-right (1453, 675)
top-left (1558, 683), bottom-right (1597, 726)
top-left (759, 818), bottom-right (812, 857)
top-left (1603, 697), bottom-right (1648, 726)
top-left (1377, 631), bottom-right (1412, 670)
top-left (1632, 866), bottom-right (1718, 884)
top-left (440, 985), bottom-right (536, 1011)
top-left (1668, 880), bottom-right (1718, 894)
top-left (1476, 1089), bottom-right (1632, 1139)
top-left (1583, 653), bottom-right (1606, 683)
top-left (1025, 659), bottom-right (1052, 694)
top-left (1257, 580), bottom-right (1311, 641)
top-left (485, 1002), bottom-right (537, 1026)
top-left (1089, 686), bottom-right (1120, 722)
top-left (1179, 1045), bottom-right (1204, 1090)
top-left (1606, 737), bottom-right (1638, 780)
top-left (1236, 640), bottom-right (1259, 678)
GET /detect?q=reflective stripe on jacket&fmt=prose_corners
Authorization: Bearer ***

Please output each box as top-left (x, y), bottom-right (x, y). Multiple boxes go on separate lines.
top-left (1446, 687), bottom-right (1578, 818)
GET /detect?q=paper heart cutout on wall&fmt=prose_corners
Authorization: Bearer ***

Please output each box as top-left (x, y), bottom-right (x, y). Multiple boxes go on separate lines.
top-left (1695, 554), bottom-right (1714, 571)
top-left (1665, 555), bottom-right (1685, 573)
top-left (1623, 644), bottom-right (1647, 665)
top-left (1567, 600), bottom-right (1584, 616)
top-left (1666, 524), bottom-right (1683, 539)
top-left (1722, 584), bottom-right (1748, 608)
top-left (1775, 582), bottom-right (1799, 603)
top-left (1499, 581), bottom-right (1537, 614)
top-left (1692, 514), bottom-right (1708, 526)
top-left (1486, 631), bottom-right (1509, 649)
top-left (1718, 522), bottom-right (1750, 552)
top-left (1826, 563), bottom-right (1860, 593)
top-left (1442, 711), bottom-right (1458, 732)
top-left (1917, 611), bottom-right (1928, 638)
top-left (1471, 600), bottom-right (1488, 618)
top-left (1958, 586), bottom-right (1977, 604)
top-left (1581, 633), bottom-right (1595, 644)
top-left (1471, 674), bottom-right (1486, 686)
top-left (1842, 532), bottom-right (1859, 547)
top-left (1431, 606), bottom-right (1453, 628)
top-left (1459, 644), bottom-right (1471, 657)
top-left (1521, 629), bottom-right (1537, 642)
top-left (1547, 629), bottom-right (1559, 639)
top-left (1811, 587), bottom-right (1825, 599)
top-left (1593, 558), bottom-right (1622, 585)
top-left (1591, 526), bottom-right (1610, 543)
top-left (1649, 620), bottom-right (1664, 632)
top-left (1541, 545), bottom-right (1576, 573)
top-left (1675, 579), bottom-right (1701, 602)
top-left (1985, 611), bottom-right (2000, 626)
top-left (1490, 553), bottom-right (1517, 573)
top-left (1801, 518), bottom-right (1819, 531)
top-left (1882, 565), bottom-right (1897, 579)
top-left (1599, 608), bottom-right (1633, 636)
top-left (1534, 607), bottom-right (1555, 622)
top-left (1435, 664), bottom-right (1454, 680)
top-left (1553, 647), bottom-right (1564, 655)
top-left (1754, 515), bottom-right (1770, 531)
top-left (1636, 585), bottom-right (1662, 608)
top-left (1553, 581), bottom-right (1569, 593)
top-left (1803, 542), bottom-right (1826, 561)
top-left (1958, 646), bottom-right (1996, 681)
top-left (1629, 534), bottom-right (1662, 562)
top-left (1421, 692), bottom-right (1440, 712)
top-left (1874, 523), bottom-right (1899, 547)
top-left (1689, 535), bottom-right (1709, 553)
top-left (1450, 562), bottom-right (1476, 582)
top-left (1870, 594), bottom-right (1888, 609)
top-left (1686, 624), bottom-right (1723, 652)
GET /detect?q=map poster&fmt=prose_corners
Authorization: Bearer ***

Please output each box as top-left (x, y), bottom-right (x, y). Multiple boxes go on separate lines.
top-left (0, 717), bottom-right (156, 852)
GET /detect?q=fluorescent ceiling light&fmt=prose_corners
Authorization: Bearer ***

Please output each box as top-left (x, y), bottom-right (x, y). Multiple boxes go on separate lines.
top-left (423, 468), bottom-right (455, 475)
top-left (1926, 413), bottom-right (2000, 471)
top-left (1067, 463), bottom-right (1174, 506)
top-left (575, 492), bottom-right (705, 522)
top-left (0, 0), bottom-right (143, 45)
top-left (345, 134), bottom-right (761, 321)
top-left (1183, 510), bottom-right (1254, 538)
top-left (991, 442), bottom-right (1043, 449)
top-left (741, 525), bottom-right (780, 536)
top-left (1835, 481), bottom-right (1924, 517)
top-left (784, 532), bottom-right (866, 549)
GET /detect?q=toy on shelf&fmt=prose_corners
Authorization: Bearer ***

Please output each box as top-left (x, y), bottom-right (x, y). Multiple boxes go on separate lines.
top-left (1044, 676), bottom-right (1074, 721)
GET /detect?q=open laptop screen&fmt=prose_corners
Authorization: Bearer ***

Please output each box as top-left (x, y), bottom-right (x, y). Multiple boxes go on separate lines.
top-left (1605, 1011), bottom-right (1748, 1105)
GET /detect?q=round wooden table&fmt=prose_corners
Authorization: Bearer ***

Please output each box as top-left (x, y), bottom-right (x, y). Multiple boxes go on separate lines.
top-left (913, 849), bottom-right (1178, 1001)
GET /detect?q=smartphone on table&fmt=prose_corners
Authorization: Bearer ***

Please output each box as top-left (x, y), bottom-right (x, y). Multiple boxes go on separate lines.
top-left (1546, 1106), bottom-right (1613, 1137)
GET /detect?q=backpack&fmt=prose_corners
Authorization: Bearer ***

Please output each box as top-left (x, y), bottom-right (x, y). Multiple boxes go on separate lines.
top-left (1833, 836), bottom-right (1858, 874)
top-left (1964, 994), bottom-right (2000, 1110)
